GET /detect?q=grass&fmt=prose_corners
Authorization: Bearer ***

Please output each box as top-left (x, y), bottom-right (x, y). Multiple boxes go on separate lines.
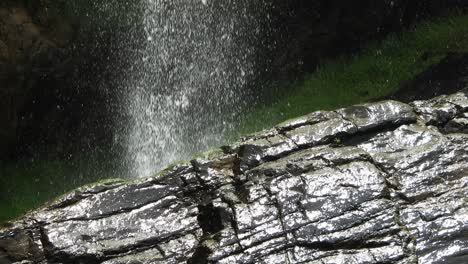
top-left (237, 13), bottom-right (468, 134)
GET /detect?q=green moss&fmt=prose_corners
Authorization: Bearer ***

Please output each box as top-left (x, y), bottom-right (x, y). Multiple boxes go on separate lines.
top-left (192, 148), bottom-right (225, 161)
top-left (276, 115), bottom-right (311, 128)
top-left (35, 178), bottom-right (128, 210)
top-left (153, 159), bottom-right (191, 178)
top-left (90, 178), bottom-right (127, 185)
top-left (238, 13), bottom-right (468, 135)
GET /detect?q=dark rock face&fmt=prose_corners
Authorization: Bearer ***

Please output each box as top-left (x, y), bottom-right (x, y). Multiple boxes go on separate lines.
top-left (0, 1), bottom-right (139, 160)
top-left (1, 90), bottom-right (468, 264)
top-left (0, 2), bottom-right (74, 158)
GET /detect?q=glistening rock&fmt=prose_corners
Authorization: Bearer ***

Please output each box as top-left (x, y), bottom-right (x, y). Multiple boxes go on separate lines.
top-left (1, 90), bottom-right (468, 264)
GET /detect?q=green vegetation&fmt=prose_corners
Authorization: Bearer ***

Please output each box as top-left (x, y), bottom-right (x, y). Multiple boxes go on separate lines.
top-left (0, 157), bottom-right (117, 223)
top-left (238, 13), bottom-right (468, 134)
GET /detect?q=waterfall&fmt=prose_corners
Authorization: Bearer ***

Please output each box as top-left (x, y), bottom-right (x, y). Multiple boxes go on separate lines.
top-left (120, 0), bottom-right (272, 177)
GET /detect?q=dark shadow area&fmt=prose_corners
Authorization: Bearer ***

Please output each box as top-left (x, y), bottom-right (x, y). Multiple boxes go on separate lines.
top-left (383, 52), bottom-right (468, 102)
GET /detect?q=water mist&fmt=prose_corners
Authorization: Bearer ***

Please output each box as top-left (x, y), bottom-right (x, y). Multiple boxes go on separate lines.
top-left (120, 0), bottom-right (273, 177)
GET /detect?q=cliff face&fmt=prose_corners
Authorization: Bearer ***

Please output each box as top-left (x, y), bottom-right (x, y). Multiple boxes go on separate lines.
top-left (0, 1), bottom-right (139, 160)
top-left (1, 89), bottom-right (467, 264)
top-left (0, 1), bottom-right (74, 158)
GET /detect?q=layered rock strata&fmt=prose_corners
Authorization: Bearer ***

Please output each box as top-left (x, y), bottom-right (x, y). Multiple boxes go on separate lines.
top-left (1, 90), bottom-right (468, 264)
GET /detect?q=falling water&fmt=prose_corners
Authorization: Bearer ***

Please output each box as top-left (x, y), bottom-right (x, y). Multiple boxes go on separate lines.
top-left (120, 0), bottom-right (273, 177)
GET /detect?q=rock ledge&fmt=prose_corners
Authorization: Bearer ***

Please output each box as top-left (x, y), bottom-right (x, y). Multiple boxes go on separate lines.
top-left (1, 90), bottom-right (468, 264)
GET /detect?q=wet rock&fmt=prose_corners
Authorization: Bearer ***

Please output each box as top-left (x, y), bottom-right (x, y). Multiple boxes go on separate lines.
top-left (336, 100), bottom-right (417, 131)
top-left (444, 117), bottom-right (468, 133)
top-left (411, 91), bottom-right (468, 125)
top-left (284, 111), bottom-right (357, 147)
top-left (1, 90), bottom-right (468, 263)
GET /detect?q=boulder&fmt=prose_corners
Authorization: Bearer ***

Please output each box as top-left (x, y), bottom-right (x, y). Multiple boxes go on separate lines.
top-left (1, 89), bottom-right (467, 264)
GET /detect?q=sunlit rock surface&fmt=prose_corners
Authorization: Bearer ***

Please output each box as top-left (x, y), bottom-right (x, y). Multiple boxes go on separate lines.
top-left (1, 90), bottom-right (468, 264)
